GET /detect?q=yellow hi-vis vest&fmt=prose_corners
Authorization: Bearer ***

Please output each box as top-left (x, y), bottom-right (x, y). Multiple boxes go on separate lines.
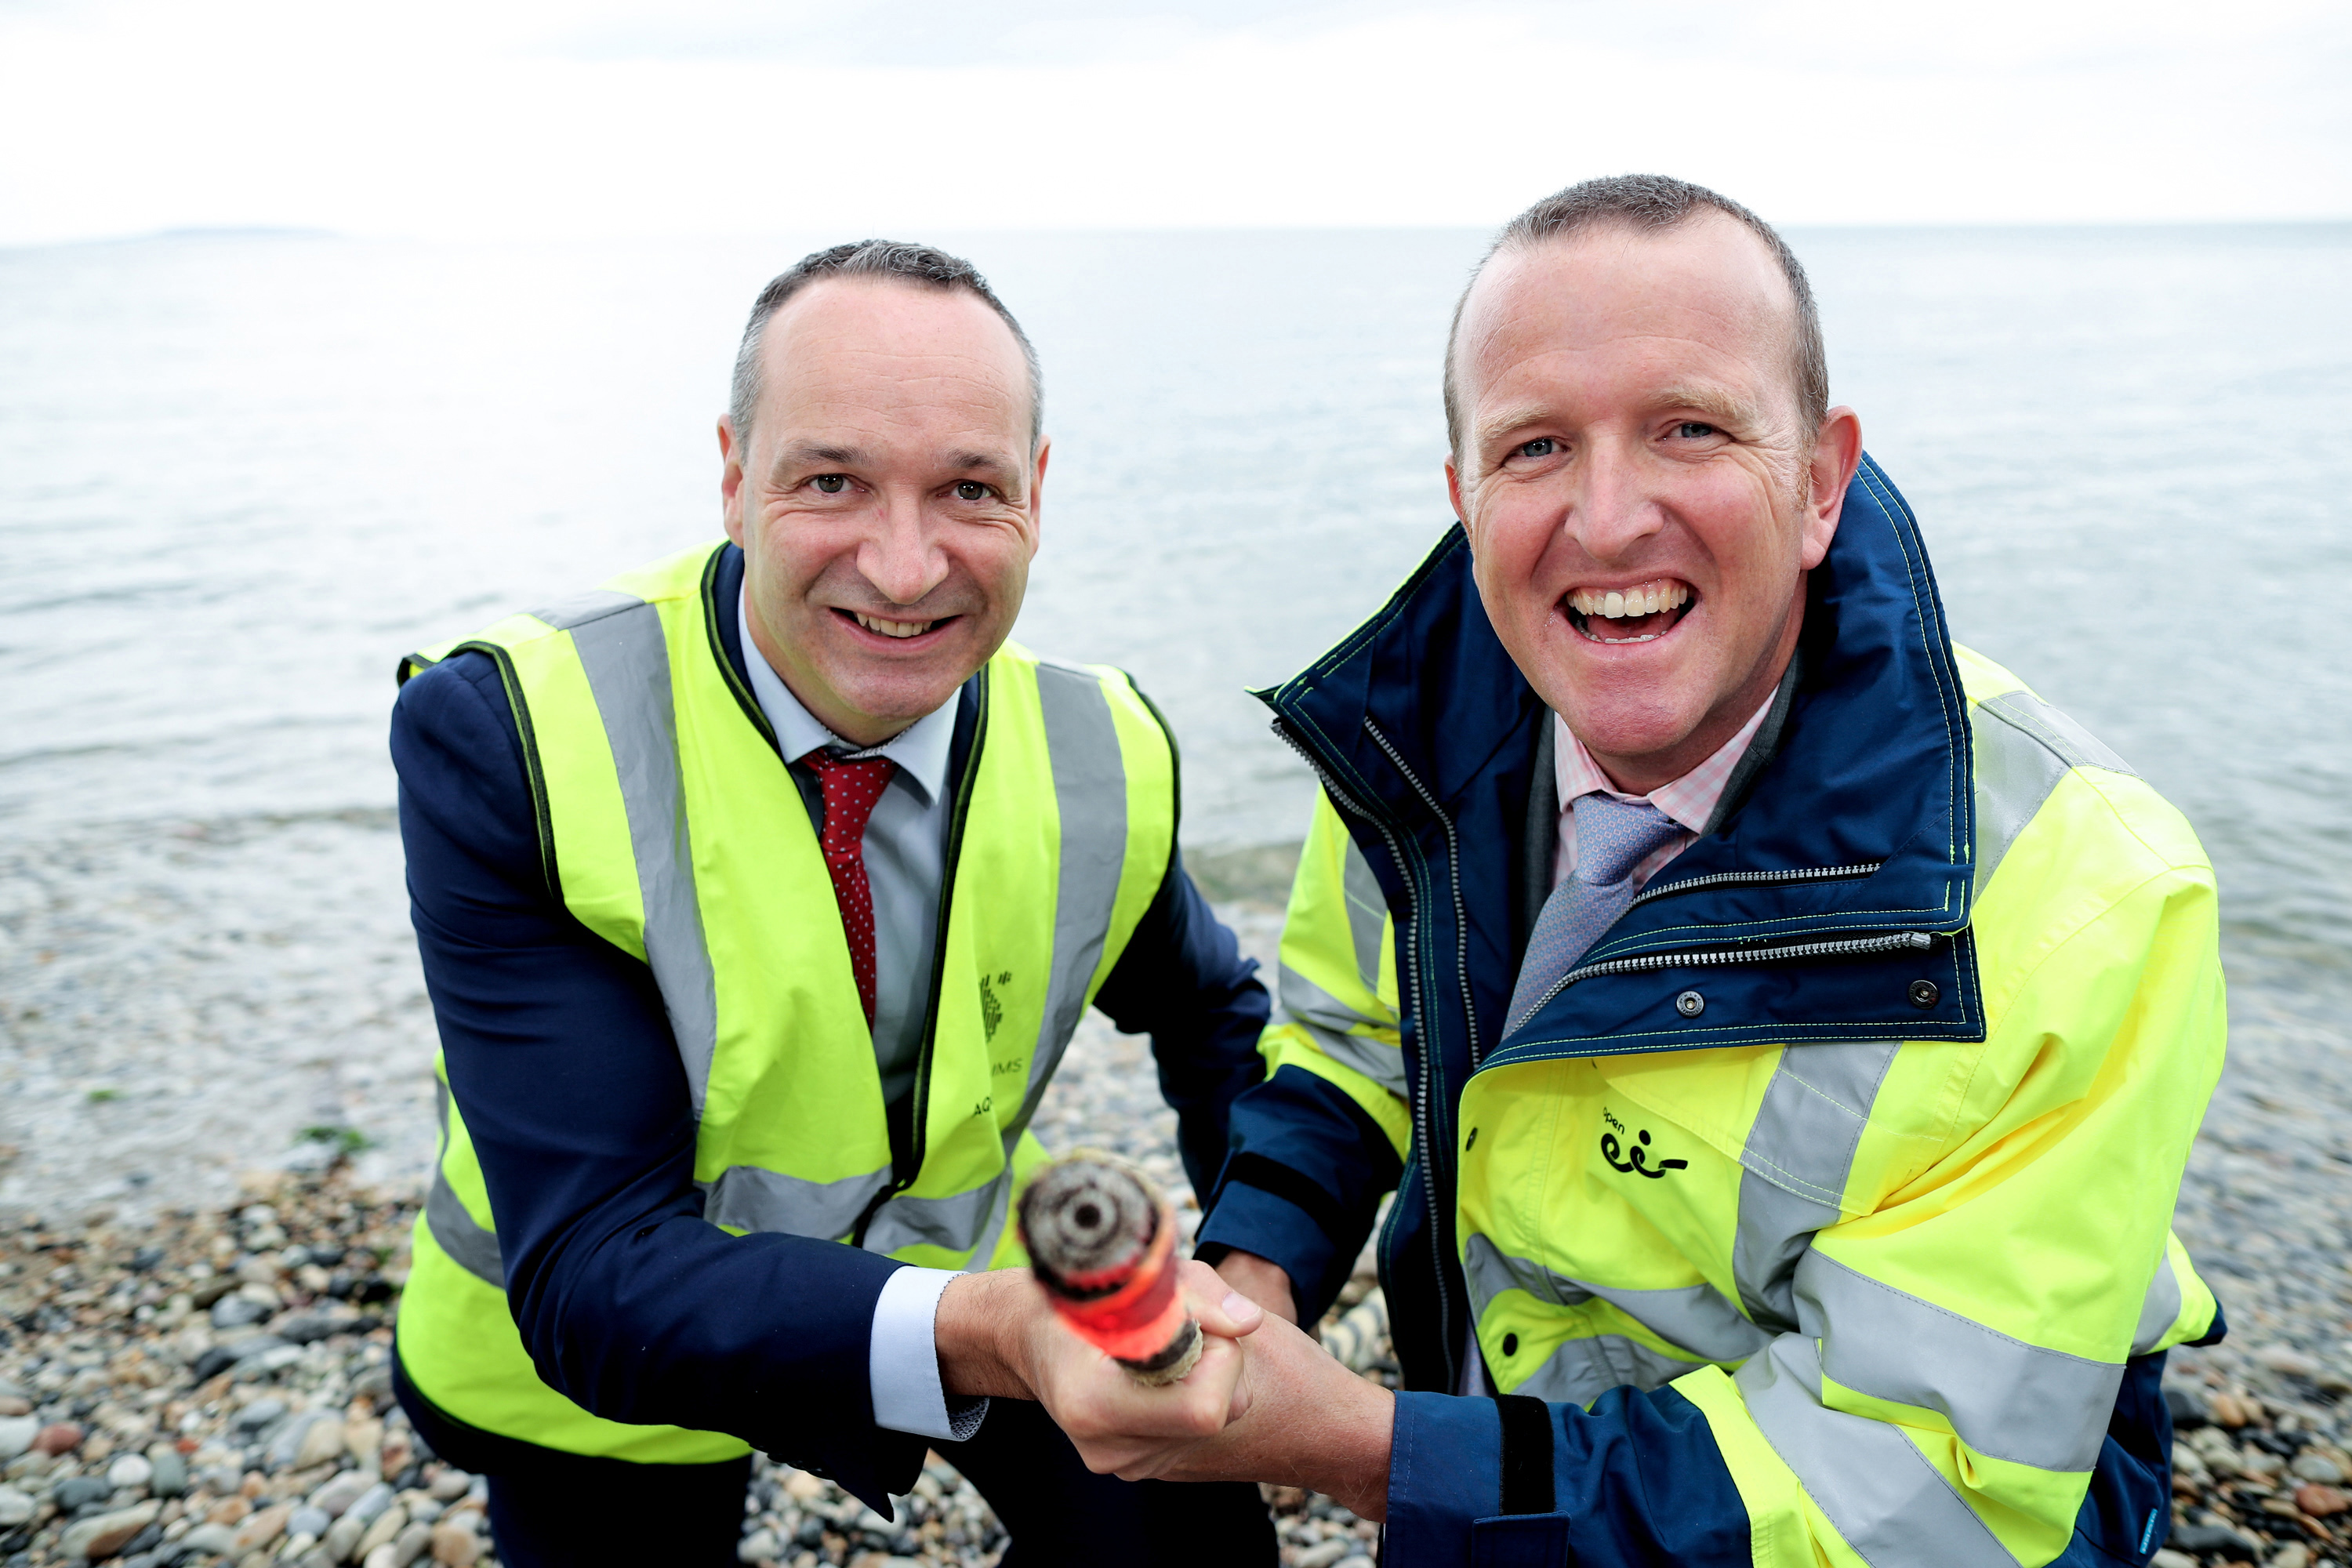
top-left (1266, 644), bottom-right (2224, 1568)
top-left (391, 542), bottom-right (1177, 1463)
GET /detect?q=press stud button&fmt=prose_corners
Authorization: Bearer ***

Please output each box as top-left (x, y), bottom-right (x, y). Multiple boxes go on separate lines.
top-left (1908, 979), bottom-right (1940, 1009)
top-left (1675, 990), bottom-right (1705, 1018)
top-left (1502, 1333), bottom-right (1519, 1356)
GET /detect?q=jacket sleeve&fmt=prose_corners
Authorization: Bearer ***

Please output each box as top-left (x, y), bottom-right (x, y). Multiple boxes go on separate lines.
top-left (394, 652), bottom-right (927, 1507)
top-left (1194, 791), bottom-right (1411, 1322)
top-left (1385, 764), bottom-right (2228, 1568)
top-left (1088, 845), bottom-right (1272, 1203)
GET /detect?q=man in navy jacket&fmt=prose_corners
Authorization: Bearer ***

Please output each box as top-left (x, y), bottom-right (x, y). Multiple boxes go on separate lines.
top-left (391, 241), bottom-right (1275, 1566)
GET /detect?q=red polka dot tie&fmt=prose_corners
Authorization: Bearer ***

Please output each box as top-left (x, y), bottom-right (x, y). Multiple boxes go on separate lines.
top-left (804, 750), bottom-right (898, 1027)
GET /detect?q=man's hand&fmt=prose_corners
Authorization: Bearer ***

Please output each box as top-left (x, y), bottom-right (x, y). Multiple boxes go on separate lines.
top-left (1212, 1249), bottom-right (1298, 1325)
top-left (1131, 1305), bottom-right (1395, 1519)
top-left (935, 1261), bottom-right (1265, 1479)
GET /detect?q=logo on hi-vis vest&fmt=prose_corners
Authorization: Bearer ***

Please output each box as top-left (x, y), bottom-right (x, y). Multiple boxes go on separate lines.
top-left (979, 970), bottom-right (1011, 1040)
top-left (1601, 1106), bottom-right (1687, 1179)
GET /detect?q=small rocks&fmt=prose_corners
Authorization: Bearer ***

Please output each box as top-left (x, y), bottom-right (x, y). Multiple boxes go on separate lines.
top-left (145, 1445), bottom-right (186, 1497)
top-left (2289, 1449), bottom-right (2344, 1484)
top-left (310, 1469), bottom-right (373, 1517)
top-left (176, 1520), bottom-right (239, 1555)
top-left (2208, 1390), bottom-right (2254, 1428)
top-left (0, 1485), bottom-right (34, 1526)
top-left (289, 1503), bottom-right (332, 1537)
top-left (2294, 1480), bottom-right (2349, 1515)
top-left (2168, 1520), bottom-right (2262, 1556)
top-left (0, 1414), bottom-right (37, 1460)
top-left (107, 1450), bottom-right (153, 1490)
top-left (428, 1467), bottom-right (473, 1502)
top-left (33, 1421), bottom-right (85, 1456)
top-left (58, 1497), bottom-right (158, 1559)
top-left (53, 1473), bottom-right (114, 1511)
top-left (432, 1519), bottom-right (484, 1565)
top-left (233, 1500), bottom-right (294, 1552)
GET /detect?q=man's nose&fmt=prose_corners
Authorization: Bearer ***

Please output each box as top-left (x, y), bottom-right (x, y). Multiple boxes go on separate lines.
top-left (1566, 441), bottom-right (1664, 562)
top-left (856, 493), bottom-right (950, 608)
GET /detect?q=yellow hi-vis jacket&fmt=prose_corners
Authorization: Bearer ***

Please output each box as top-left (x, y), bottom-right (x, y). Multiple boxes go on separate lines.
top-left (392, 541), bottom-right (1177, 1465)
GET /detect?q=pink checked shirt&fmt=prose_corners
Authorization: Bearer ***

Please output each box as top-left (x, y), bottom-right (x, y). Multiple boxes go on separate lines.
top-left (1552, 696), bottom-right (1776, 894)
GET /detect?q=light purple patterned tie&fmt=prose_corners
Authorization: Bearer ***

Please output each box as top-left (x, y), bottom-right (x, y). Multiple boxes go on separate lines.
top-left (1506, 794), bottom-right (1687, 1033)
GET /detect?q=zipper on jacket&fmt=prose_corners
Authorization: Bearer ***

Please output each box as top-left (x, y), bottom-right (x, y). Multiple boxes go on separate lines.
top-left (851, 673), bottom-right (991, 1248)
top-left (1512, 927), bottom-right (1939, 1032)
top-left (1626, 861), bottom-right (1885, 911)
top-left (1269, 716), bottom-right (1461, 1390)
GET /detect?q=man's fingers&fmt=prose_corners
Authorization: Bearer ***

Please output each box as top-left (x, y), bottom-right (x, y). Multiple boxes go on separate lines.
top-left (1181, 1259), bottom-right (1265, 1340)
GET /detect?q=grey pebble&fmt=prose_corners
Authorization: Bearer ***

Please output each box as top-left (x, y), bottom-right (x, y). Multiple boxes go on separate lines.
top-left (234, 1397), bottom-right (288, 1434)
top-left (176, 1520), bottom-right (238, 1555)
top-left (289, 1504), bottom-right (332, 1538)
top-left (0, 1417), bottom-right (35, 1462)
top-left (345, 1480), bottom-right (396, 1526)
top-left (210, 1294), bottom-right (267, 1330)
top-left (0, 1485), bottom-right (31, 1526)
top-left (146, 1448), bottom-right (186, 1498)
top-left (52, 1473), bottom-right (114, 1510)
top-left (2292, 1450), bottom-right (2345, 1483)
top-left (267, 1409), bottom-right (335, 1469)
top-left (307, 1471), bottom-right (371, 1518)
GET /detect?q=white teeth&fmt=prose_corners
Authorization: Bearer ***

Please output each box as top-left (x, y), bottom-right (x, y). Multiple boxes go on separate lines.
top-left (1566, 580), bottom-right (1690, 619)
top-left (854, 612), bottom-right (935, 639)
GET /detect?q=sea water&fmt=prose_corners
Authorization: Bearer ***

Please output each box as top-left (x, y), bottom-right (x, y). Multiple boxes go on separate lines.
top-left (2, 226), bottom-right (2348, 1233)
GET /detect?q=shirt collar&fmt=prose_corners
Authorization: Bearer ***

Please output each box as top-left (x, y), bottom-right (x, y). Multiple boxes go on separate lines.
top-left (737, 586), bottom-right (957, 808)
top-left (1555, 690), bottom-right (1778, 836)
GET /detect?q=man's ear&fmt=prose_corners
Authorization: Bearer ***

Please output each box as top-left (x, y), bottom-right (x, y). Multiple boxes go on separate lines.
top-left (1027, 436), bottom-right (1051, 553)
top-left (1798, 408), bottom-right (1864, 569)
top-left (1446, 458), bottom-right (1468, 531)
top-left (719, 416), bottom-right (747, 547)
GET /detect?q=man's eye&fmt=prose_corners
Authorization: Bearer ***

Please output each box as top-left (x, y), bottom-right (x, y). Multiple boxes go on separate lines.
top-left (1675, 422), bottom-right (1718, 440)
top-left (954, 481), bottom-right (991, 501)
top-left (811, 474), bottom-right (848, 494)
top-left (1515, 438), bottom-right (1557, 459)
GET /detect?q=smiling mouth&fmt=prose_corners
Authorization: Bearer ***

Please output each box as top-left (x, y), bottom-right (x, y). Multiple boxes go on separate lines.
top-left (839, 609), bottom-right (954, 641)
top-left (1564, 579), bottom-right (1694, 645)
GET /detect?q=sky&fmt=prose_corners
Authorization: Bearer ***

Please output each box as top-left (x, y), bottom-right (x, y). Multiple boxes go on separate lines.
top-left (1, 0), bottom-right (2347, 245)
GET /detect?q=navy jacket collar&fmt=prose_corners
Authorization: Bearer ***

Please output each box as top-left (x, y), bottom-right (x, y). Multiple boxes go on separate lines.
top-left (1260, 455), bottom-right (1984, 1066)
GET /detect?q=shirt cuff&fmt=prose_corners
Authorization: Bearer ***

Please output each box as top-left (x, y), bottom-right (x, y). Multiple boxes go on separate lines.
top-left (869, 1266), bottom-right (987, 1442)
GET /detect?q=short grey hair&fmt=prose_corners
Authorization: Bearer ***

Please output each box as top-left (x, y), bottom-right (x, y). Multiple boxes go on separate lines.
top-left (728, 239), bottom-right (1044, 451)
top-left (1443, 174), bottom-right (1828, 459)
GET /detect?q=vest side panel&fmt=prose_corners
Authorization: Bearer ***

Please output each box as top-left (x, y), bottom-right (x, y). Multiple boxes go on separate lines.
top-left (503, 627), bottom-right (647, 960)
top-left (396, 1221), bottom-right (750, 1465)
top-left (1091, 666), bottom-right (1179, 1006)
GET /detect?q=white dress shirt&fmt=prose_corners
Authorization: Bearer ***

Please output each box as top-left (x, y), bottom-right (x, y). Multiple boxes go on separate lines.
top-left (736, 590), bottom-right (981, 1443)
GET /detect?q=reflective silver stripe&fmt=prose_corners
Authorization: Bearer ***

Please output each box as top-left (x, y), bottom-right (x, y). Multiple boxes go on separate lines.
top-left (1737, 1335), bottom-right (2015, 1568)
top-left (1515, 1334), bottom-right (1704, 1406)
top-left (1463, 1233), bottom-right (1769, 1363)
top-left (860, 659), bottom-right (1136, 1264)
top-left (556, 593), bottom-right (722, 1120)
top-left (1972, 690), bottom-right (2135, 898)
top-left (1733, 1039), bottom-right (1901, 1330)
top-left (1013, 660), bottom-right (1130, 1131)
top-left (868, 1167), bottom-right (1018, 1258)
top-left (1797, 1250), bottom-right (2120, 1472)
top-left (426, 1080), bottom-right (504, 1290)
top-left (1277, 962), bottom-right (1409, 1094)
top-left (2133, 1247), bottom-right (2183, 1356)
top-left (700, 1163), bottom-right (891, 1240)
top-left (1340, 839), bottom-right (1387, 996)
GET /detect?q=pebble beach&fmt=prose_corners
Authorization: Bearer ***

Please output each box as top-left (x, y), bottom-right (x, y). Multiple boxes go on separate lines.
top-left (7, 828), bottom-right (2352, 1566)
